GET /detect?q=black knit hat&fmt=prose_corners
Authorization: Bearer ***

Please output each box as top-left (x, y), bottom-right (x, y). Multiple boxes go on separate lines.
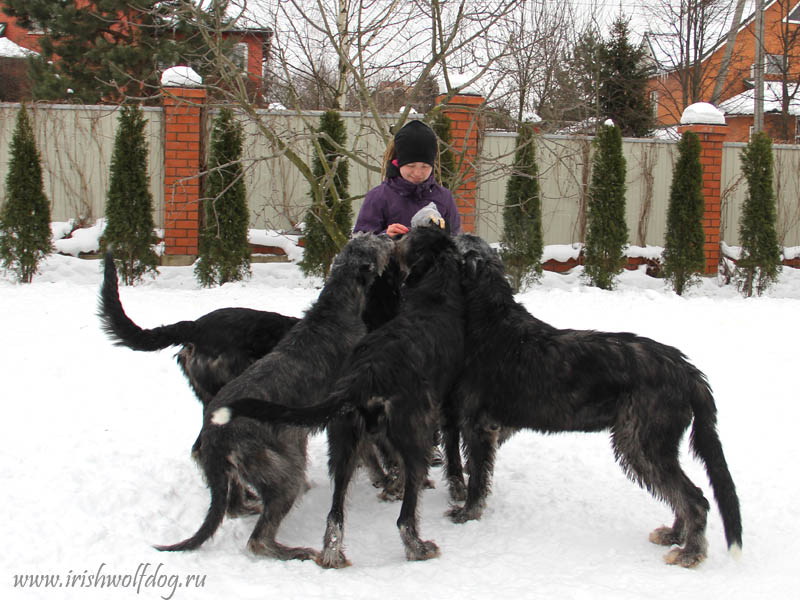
top-left (394, 120), bottom-right (438, 167)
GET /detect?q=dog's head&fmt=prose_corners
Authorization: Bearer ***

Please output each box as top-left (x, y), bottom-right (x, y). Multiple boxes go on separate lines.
top-left (454, 233), bottom-right (501, 281)
top-left (394, 224), bottom-right (459, 287)
top-left (331, 232), bottom-right (396, 288)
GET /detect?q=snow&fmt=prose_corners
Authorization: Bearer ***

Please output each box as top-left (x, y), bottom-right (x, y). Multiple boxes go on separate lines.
top-left (0, 37), bottom-right (36, 58)
top-left (718, 81), bottom-right (800, 117)
top-left (3, 235), bottom-right (800, 599)
top-left (681, 103), bottom-right (726, 125)
top-left (161, 66), bottom-right (203, 88)
top-left (604, 118), bottom-right (615, 127)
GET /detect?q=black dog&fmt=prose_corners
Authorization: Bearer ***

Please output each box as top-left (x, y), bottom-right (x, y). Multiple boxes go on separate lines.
top-left (155, 233), bottom-right (396, 561)
top-left (216, 225), bottom-right (466, 567)
top-left (99, 251), bottom-right (404, 502)
top-left (98, 251), bottom-right (299, 408)
top-left (445, 234), bottom-right (742, 568)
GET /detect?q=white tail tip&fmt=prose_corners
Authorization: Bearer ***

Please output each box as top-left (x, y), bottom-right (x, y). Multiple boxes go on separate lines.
top-left (729, 543), bottom-right (743, 561)
top-left (211, 407), bottom-right (231, 425)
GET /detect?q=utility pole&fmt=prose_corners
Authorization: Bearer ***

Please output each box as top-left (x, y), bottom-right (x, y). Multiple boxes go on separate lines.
top-left (753, 0), bottom-right (765, 134)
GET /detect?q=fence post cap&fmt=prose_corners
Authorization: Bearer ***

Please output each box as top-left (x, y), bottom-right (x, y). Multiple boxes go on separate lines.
top-left (680, 102), bottom-right (725, 125)
top-left (160, 66), bottom-right (203, 88)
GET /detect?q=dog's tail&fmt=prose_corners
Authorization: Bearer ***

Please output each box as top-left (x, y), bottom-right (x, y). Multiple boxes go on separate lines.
top-left (689, 376), bottom-right (743, 557)
top-left (211, 393), bottom-right (351, 430)
top-left (98, 251), bottom-right (196, 351)
top-left (154, 434), bottom-right (230, 552)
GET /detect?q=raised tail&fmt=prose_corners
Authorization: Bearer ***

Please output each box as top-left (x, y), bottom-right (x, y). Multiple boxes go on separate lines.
top-left (689, 378), bottom-right (743, 555)
top-left (98, 251), bottom-right (195, 352)
top-left (154, 435), bottom-right (230, 552)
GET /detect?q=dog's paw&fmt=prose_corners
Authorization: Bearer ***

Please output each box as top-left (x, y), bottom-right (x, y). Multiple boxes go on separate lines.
top-left (447, 477), bottom-right (467, 503)
top-left (664, 546), bottom-right (707, 569)
top-left (317, 548), bottom-right (351, 569)
top-left (649, 526), bottom-right (683, 547)
top-left (445, 504), bottom-right (482, 524)
top-left (405, 539), bottom-right (440, 562)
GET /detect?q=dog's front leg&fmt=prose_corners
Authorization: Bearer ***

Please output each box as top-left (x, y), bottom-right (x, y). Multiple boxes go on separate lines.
top-left (447, 421), bottom-right (498, 523)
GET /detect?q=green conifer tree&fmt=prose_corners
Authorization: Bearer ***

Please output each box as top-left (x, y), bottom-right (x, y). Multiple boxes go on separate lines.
top-left (101, 104), bottom-right (159, 285)
top-left (736, 131), bottom-right (781, 297)
top-left (430, 111), bottom-right (457, 190)
top-left (3, 0), bottom-right (227, 104)
top-left (501, 121), bottom-right (543, 292)
top-left (195, 108), bottom-right (251, 287)
top-left (584, 121), bottom-right (628, 290)
top-left (0, 105), bottom-right (52, 283)
top-left (663, 130), bottom-right (706, 295)
top-left (300, 110), bottom-right (352, 279)
top-left (597, 17), bottom-right (653, 138)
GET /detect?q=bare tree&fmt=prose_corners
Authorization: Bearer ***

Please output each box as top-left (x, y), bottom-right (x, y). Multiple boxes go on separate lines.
top-left (769, 0), bottom-right (800, 142)
top-left (171, 0), bottom-right (526, 248)
top-left (488, 0), bottom-right (579, 125)
top-left (644, 0), bottom-right (744, 122)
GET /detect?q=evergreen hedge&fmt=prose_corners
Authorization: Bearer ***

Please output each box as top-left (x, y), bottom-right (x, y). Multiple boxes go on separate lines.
top-left (300, 110), bottom-right (352, 279)
top-left (663, 130), bottom-right (706, 295)
top-left (430, 111), bottom-right (457, 190)
top-left (195, 108), bottom-right (251, 287)
top-left (584, 121), bottom-right (628, 290)
top-left (101, 104), bottom-right (158, 285)
top-left (736, 131), bottom-right (781, 297)
top-left (0, 104), bottom-right (53, 283)
top-left (501, 120), bottom-right (543, 292)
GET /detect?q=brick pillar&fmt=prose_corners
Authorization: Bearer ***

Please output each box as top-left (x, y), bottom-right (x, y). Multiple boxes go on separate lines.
top-left (436, 93), bottom-right (484, 234)
top-left (677, 122), bottom-right (727, 274)
top-left (161, 84), bottom-right (206, 265)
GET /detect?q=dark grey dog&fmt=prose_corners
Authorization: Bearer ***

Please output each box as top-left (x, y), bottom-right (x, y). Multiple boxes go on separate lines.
top-left (154, 233), bottom-right (396, 560)
top-left (215, 225), bottom-right (466, 567)
top-left (99, 250), bottom-right (404, 506)
top-left (445, 234), bottom-right (742, 568)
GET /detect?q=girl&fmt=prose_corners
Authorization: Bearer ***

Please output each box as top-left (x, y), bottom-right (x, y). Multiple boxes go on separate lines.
top-left (354, 120), bottom-right (461, 237)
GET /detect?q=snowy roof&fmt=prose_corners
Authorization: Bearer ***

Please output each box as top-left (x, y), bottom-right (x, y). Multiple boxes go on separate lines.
top-left (0, 37), bottom-right (37, 58)
top-left (160, 66), bottom-right (203, 87)
top-left (718, 81), bottom-right (800, 116)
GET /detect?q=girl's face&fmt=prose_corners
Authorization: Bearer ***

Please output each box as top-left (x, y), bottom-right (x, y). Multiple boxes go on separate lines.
top-left (399, 162), bottom-right (433, 184)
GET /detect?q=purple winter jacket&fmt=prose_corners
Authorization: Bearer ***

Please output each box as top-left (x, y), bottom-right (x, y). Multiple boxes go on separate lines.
top-left (353, 174), bottom-right (462, 235)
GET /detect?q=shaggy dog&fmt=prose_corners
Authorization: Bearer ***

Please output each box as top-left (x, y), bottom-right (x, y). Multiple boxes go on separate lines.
top-left (98, 251), bottom-right (300, 408)
top-left (215, 225), bottom-right (466, 567)
top-left (99, 251), bottom-right (404, 502)
top-left (445, 234), bottom-right (742, 568)
top-left (154, 233), bottom-right (396, 560)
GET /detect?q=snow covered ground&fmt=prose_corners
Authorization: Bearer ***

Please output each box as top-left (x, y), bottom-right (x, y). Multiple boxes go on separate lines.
top-left (2, 251), bottom-right (799, 600)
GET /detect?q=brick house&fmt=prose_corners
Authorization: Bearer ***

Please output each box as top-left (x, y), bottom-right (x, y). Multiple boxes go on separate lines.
top-left (647, 0), bottom-right (800, 142)
top-left (0, 1), bottom-right (272, 103)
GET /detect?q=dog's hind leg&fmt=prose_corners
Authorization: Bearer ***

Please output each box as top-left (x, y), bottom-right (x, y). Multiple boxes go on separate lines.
top-left (394, 440), bottom-right (439, 561)
top-left (613, 423), bottom-right (710, 568)
top-left (442, 422), bottom-right (466, 502)
top-left (447, 420), bottom-right (499, 523)
top-left (318, 418), bottom-right (361, 569)
top-left (247, 483), bottom-right (318, 561)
